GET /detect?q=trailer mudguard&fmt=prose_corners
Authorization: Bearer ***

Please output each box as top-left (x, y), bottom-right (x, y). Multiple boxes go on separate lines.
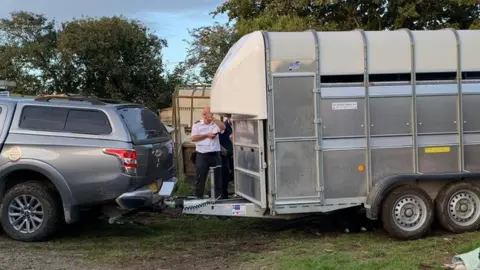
top-left (364, 173), bottom-right (480, 220)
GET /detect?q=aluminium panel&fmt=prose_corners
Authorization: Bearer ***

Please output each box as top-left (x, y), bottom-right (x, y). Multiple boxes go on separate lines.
top-left (321, 98), bottom-right (365, 138)
top-left (274, 141), bottom-right (318, 200)
top-left (232, 119), bottom-right (267, 208)
top-left (235, 170), bottom-right (262, 203)
top-left (416, 96), bottom-right (458, 134)
top-left (418, 145), bottom-right (459, 173)
top-left (463, 94), bottom-right (480, 133)
top-left (234, 145), bottom-right (260, 172)
top-left (370, 97), bottom-right (412, 136)
top-left (234, 120), bottom-right (259, 145)
top-left (464, 144), bottom-right (480, 172)
top-left (273, 76), bottom-right (315, 138)
top-left (323, 150), bottom-right (367, 199)
top-left (371, 148), bottom-right (413, 186)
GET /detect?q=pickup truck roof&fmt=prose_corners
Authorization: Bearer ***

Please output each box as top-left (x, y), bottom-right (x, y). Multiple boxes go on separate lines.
top-left (0, 95), bottom-right (139, 108)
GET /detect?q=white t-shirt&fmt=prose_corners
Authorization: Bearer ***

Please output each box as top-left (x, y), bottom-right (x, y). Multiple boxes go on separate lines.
top-left (191, 120), bottom-right (224, 153)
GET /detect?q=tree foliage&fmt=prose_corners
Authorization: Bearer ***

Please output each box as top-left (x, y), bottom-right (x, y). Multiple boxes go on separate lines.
top-left (181, 23), bottom-right (237, 84)
top-left (0, 11), bottom-right (178, 110)
top-left (182, 0), bottom-right (480, 82)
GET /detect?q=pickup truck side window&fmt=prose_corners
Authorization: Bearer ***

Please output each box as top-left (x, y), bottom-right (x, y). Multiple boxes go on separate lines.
top-left (19, 106), bottom-right (112, 135)
top-left (64, 109), bottom-right (112, 135)
top-left (20, 106), bottom-right (68, 132)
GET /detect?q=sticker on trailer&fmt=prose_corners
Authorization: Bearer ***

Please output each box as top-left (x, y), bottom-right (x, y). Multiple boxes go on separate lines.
top-left (332, 102), bottom-right (358, 110)
top-left (288, 61), bottom-right (300, 71)
top-left (232, 204), bottom-right (246, 216)
top-left (425, 146), bottom-right (451, 153)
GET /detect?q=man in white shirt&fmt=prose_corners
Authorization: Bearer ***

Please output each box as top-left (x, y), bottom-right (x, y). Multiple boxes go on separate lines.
top-left (191, 106), bottom-right (226, 199)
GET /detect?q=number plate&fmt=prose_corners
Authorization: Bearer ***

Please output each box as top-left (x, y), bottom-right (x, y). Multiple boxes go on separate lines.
top-left (147, 182), bottom-right (159, 193)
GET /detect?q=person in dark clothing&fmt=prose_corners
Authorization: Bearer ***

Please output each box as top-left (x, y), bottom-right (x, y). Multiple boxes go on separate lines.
top-left (219, 118), bottom-right (234, 187)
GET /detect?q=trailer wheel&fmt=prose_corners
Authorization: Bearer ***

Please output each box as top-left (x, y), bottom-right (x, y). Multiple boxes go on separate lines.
top-left (435, 182), bottom-right (480, 233)
top-left (381, 185), bottom-right (433, 240)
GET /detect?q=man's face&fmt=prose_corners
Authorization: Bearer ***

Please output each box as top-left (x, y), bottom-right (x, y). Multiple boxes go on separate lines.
top-left (203, 108), bottom-right (213, 123)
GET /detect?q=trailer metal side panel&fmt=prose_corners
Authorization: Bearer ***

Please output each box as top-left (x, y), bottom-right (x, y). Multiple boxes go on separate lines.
top-left (232, 119), bottom-right (267, 208)
top-left (210, 28), bottom-right (480, 215)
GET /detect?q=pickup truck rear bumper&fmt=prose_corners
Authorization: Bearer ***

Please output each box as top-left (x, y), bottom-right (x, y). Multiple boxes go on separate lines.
top-left (115, 177), bottom-right (178, 210)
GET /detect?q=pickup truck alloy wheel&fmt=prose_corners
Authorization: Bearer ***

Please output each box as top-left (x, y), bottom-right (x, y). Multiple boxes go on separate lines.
top-left (435, 182), bottom-right (480, 233)
top-left (381, 185), bottom-right (434, 240)
top-left (0, 181), bottom-right (61, 242)
top-left (8, 195), bottom-right (44, 234)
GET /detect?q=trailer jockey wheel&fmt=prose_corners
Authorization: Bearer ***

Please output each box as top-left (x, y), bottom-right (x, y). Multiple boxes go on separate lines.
top-left (381, 185), bottom-right (434, 240)
top-left (435, 181), bottom-right (480, 233)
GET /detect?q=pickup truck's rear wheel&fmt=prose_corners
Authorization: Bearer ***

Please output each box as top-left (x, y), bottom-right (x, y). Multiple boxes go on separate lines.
top-left (381, 185), bottom-right (434, 240)
top-left (435, 181), bottom-right (480, 233)
top-left (0, 181), bottom-right (61, 242)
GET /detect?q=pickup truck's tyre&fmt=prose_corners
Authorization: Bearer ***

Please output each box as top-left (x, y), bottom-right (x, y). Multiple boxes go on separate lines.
top-left (0, 181), bottom-right (61, 242)
top-left (435, 182), bottom-right (480, 233)
top-left (381, 185), bottom-right (434, 240)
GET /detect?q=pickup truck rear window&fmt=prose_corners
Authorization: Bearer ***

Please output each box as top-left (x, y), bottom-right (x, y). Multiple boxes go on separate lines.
top-left (19, 106), bottom-right (112, 135)
top-left (117, 106), bottom-right (169, 144)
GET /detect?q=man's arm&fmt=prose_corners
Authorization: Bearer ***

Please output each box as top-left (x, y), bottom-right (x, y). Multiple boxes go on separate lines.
top-left (212, 118), bottom-right (226, 131)
top-left (191, 124), bottom-right (206, 142)
top-left (191, 123), bottom-right (214, 141)
top-left (192, 134), bottom-right (208, 142)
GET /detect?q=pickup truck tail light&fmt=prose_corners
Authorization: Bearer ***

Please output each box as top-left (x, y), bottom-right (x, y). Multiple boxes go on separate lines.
top-left (103, 149), bottom-right (137, 174)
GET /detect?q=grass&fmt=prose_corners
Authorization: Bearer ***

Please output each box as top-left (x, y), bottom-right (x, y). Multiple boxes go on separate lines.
top-left (175, 173), bottom-right (213, 197)
top-left (2, 210), bottom-right (480, 270)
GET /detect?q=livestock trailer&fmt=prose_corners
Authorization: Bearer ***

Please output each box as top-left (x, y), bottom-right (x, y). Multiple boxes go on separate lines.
top-left (167, 28), bottom-right (480, 240)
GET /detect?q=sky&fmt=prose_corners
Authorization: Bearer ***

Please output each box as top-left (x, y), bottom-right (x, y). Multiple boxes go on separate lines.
top-left (0, 0), bottom-right (228, 71)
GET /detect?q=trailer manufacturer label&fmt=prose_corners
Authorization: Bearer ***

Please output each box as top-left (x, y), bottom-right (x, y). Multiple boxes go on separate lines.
top-left (424, 146), bottom-right (451, 153)
top-left (332, 102), bottom-right (358, 110)
top-left (288, 60), bottom-right (300, 71)
top-left (232, 204), bottom-right (246, 216)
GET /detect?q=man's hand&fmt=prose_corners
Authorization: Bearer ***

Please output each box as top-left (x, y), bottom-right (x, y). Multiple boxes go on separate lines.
top-left (207, 132), bottom-right (217, 139)
top-left (212, 117), bottom-right (226, 131)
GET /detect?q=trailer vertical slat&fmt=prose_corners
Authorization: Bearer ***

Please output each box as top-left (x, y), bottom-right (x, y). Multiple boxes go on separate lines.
top-left (403, 28), bottom-right (420, 174)
top-left (261, 31), bottom-right (276, 214)
top-left (310, 30), bottom-right (325, 203)
top-left (358, 29), bottom-right (373, 193)
top-left (449, 28), bottom-right (466, 172)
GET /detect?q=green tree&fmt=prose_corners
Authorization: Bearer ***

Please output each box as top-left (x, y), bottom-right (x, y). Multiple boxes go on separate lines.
top-left (58, 16), bottom-right (171, 109)
top-left (181, 0), bottom-right (480, 81)
top-left (0, 11), bottom-right (62, 95)
top-left (0, 11), bottom-right (177, 110)
top-left (182, 22), bottom-right (237, 84)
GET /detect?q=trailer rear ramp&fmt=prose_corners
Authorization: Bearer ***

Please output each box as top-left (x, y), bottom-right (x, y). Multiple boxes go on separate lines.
top-left (171, 28), bottom-right (480, 241)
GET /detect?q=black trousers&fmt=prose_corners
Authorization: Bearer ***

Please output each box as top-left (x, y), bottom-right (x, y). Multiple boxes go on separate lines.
top-left (222, 153), bottom-right (234, 185)
top-left (194, 151), bottom-right (227, 199)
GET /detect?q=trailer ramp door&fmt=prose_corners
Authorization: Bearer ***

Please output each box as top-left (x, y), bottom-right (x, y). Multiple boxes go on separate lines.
top-left (232, 120), bottom-right (267, 208)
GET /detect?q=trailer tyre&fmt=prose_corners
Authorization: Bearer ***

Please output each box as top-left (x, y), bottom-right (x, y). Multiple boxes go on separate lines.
top-left (381, 185), bottom-right (433, 240)
top-left (435, 182), bottom-right (480, 233)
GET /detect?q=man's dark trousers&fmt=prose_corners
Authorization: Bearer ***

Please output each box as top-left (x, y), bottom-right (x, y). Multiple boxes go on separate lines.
top-left (194, 151), bottom-right (227, 198)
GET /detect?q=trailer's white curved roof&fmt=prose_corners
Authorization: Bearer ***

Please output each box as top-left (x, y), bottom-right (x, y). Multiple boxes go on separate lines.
top-left (210, 29), bottom-right (480, 119)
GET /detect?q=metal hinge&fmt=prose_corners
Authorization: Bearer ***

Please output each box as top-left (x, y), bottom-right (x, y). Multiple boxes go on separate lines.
top-left (270, 144), bottom-right (275, 152)
top-left (313, 88), bottom-right (321, 94)
top-left (315, 145), bottom-right (322, 151)
top-left (268, 125), bottom-right (274, 131)
top-left (314, 118), bottom-right (322, 124)
top-left (317, 186), bottom-right (324, 192)
top-left (262, 162), bottom-right (268, 169)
